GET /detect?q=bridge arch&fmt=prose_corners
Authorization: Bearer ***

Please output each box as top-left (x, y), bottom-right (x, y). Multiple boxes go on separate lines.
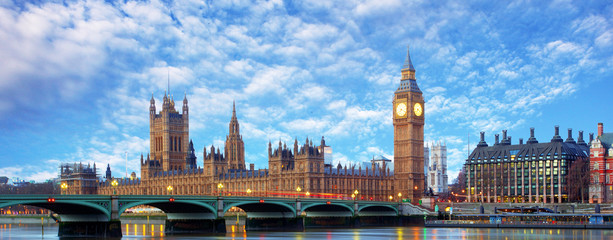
top-left (357, 204), bottom-right (398, 216)
top-left (301, 202), bottom-right (354, 217)
top-left (119, 200), bottom-right (217, 220)
top-left (224, 201), bottom-right (296, 218)
top-left (0, 200), bottom-right (111, 221)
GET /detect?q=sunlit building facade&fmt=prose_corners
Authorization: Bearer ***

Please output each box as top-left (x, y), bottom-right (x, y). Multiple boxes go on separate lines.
top-left (62, 48), bottom-right (424, 202)
top-left (589, 123), bottom-right (613, 203)
top-left (464, 126), bottom-right (589, 203)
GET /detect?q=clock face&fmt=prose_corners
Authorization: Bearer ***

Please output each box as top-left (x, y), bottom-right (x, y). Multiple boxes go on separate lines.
top-left (414, 103), bottom-right (422, 116)
top-left (396, 103), bottom-right (407, 117)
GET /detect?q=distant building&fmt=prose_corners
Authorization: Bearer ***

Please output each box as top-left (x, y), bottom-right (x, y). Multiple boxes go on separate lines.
top-left (464, 126), bottom-right (589, 203)
top-left (427, 141), bottom-right (448, 194)
top-left (59, 162), bottom-right (98, 195)
top-left (424, 146), bottom-right (429, 191)
top-left (0, 176), bottom-right (8, 185)
top-left (589, 123), bottom-right (613, 203)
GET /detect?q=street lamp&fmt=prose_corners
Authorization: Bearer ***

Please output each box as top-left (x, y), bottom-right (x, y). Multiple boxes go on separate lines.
top-left (305, 191), bottom-right (310, 197)
top-left (389, 195), bottom-right (393, 201)
top-left (296, 186), bottom-right (302, 192)
top-left (398, 192), bottom-right (402, 203)
top-left (111, 179), bottom-right (118, 195)
top-left (217, 183), bottom-right (224, 196)
top-left (60, 182), bottom-right (68, 195)
top-left (247, 188), bottom-right (252, 195)
top-left (167, 185), bottom-right (173, 195)
top-left (351, 194), bottom-right (356, 200)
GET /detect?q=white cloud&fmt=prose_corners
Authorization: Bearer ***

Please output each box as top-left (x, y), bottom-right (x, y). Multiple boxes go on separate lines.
top-left (353, 0), bottom-right (402, 16)
top-left (244, 65), bottom-right (303, 96)
top-left (280, 118), bottom-right (330, 134)
top-left (595, 30), bottom-right (613, 47)
top-left (2, 0), bottom-right (612, 184)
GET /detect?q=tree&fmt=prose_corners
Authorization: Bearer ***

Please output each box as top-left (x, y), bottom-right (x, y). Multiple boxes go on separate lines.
top-left (567, 158), bottom-right (590, 203)
top-left (448, 168), bottom-right (467, 202)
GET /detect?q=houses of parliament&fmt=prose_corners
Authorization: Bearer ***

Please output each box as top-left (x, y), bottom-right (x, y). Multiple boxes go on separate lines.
top-left (60, 48), bottom-right (425, 202)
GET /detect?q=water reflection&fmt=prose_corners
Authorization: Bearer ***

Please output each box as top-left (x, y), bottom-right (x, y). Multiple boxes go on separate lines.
top-left (1, 223), bottom-right (613, 239)
top-left (123, 223), bottom-right (165, 237)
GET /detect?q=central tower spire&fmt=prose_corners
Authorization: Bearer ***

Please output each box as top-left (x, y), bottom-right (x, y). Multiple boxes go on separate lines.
top-left (226, 100), bottom-right (245, 170)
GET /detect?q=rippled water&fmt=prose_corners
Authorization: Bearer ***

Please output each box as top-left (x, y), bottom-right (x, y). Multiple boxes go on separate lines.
top-left (1, 223), bottom-right (612, 239)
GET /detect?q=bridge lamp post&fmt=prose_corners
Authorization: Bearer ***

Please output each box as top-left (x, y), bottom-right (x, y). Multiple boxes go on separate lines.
top-left (351, 194), bottom-right (355, 200)
top-left (217, 183), bottom-right (224, 197)
top-left (353, 190), bottom-right (359, 201)
top-left (111, 179), bottom-right (118, 195)
top-left (389, 195), bottom-right (393, 201)
top-left (306, 191), bottom-right (310, 198)
top-left (247, 188), bottom-right (252, 196)
top-left (60, 182), bottom-right (68, 195)
top-left (398, 192), bottom-right (402, 204)
top-left (167, 185), bottom-right (173, 195)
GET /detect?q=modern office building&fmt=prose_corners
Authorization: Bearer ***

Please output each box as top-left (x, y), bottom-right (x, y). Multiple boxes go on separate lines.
top-left (464, 127), bottom-right (589, 203)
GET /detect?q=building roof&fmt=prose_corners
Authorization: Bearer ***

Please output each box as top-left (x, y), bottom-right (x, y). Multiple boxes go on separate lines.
top-left (395, 79), bottom-right (421, 93)
top-left (598, 133), bottom-right (613, 150)
top-left (466, 138), bottom-right (589, 164)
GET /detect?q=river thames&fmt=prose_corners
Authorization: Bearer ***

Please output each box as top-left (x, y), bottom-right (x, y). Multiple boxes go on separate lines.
top-left (1, 223), bottom-right (612, 239)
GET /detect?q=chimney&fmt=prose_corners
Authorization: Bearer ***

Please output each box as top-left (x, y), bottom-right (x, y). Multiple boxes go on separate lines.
top-left (565, 128), bottom-right (575, 143)
top-left (577, 131), bottom-right (587, 146)
top-left (519, 138), bottom-right (523, 145)
top-left (527, 127), bottom-right (538, 144)
top-left (501, 130), bottom-right (510, 145)
top-left (477, 131), bottom-right (488, 147)
top-left (598, 123), bottom-right (604, 137)
top-left (495, 134), bottom-right (500, 145)
top-left (551, 125), bottom-right (563, 142)
top-left (590, 133), bottom-right (594, 143)
top-left (250, 163), bottom-right (254, 171)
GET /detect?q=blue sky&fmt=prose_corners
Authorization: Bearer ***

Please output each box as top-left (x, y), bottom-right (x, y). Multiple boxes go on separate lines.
top-left (0, 0), bottom-right (611, 183)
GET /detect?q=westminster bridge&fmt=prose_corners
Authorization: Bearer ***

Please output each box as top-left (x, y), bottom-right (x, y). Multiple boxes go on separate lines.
top-left (0, 195), bottom-right (431, 237)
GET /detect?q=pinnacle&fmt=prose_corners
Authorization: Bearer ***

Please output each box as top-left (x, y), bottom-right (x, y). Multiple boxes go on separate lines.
top-left (403, 45), bottom-right (415, 71)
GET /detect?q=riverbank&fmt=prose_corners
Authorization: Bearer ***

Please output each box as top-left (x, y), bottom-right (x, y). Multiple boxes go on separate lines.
top-left (426, 220), bottom-right (613, 229)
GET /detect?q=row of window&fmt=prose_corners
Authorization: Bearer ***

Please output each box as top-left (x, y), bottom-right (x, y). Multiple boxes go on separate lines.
top-left (469, 155), bottom-right (573, 163)
top-left (468, 160), bottom-right (567, 168)
top-left (592, 162), bottom-right (612, 170)
top-left (593, 174), bottom-right (613, 184)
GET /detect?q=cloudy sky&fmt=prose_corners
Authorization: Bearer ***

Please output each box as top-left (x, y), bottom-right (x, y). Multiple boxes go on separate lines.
top-left (0, 0), bottom-right (611, 183)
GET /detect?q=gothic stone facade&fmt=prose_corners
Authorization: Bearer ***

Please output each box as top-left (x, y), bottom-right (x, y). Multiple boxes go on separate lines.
top-left (426, 141), bottom-right (448, 194)
top-left (83, 48), bottom-right (423, 202)
top-left (392, 48), bottom-right (425, 201)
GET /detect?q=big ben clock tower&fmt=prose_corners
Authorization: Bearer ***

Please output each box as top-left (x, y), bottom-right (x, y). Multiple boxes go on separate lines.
top-left (393, 47), bottom-right (425, 202)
